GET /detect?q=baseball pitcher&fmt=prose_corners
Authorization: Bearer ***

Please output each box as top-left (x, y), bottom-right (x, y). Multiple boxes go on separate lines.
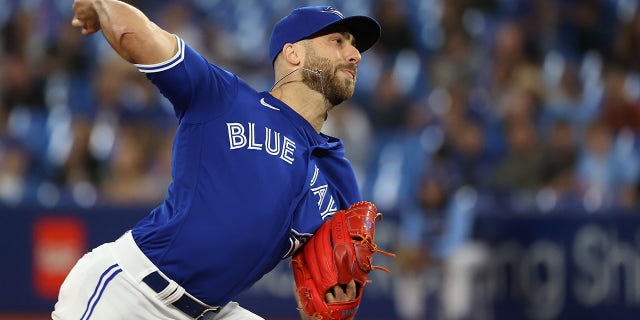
top-left (53, 1), bottom-right (391, 319)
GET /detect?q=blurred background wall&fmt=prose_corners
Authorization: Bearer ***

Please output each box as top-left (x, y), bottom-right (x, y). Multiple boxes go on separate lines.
top-left (1, 0), bottom-right (640, 319)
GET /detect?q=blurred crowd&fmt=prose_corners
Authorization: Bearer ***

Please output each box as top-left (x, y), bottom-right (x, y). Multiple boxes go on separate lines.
top-left (2, 0), bottom-right (639, 209)
top-left (1, 0), bottom-right (640, 318)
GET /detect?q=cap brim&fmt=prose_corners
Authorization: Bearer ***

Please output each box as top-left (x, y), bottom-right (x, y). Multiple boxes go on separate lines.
top-left (313, 16), bottom-right (381, 54)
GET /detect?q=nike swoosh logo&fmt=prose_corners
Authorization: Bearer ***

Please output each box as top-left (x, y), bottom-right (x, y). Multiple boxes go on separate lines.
top-left (260, 98), bottom-right (280, 111)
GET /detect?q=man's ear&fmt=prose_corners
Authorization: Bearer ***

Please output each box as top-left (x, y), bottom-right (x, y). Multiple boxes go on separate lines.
top-left (283, 43), bottom-right (304, 66)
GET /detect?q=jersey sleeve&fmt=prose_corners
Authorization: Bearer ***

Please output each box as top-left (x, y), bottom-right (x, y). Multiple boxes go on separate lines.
top-left (134, 35), bottom-right (238, 122)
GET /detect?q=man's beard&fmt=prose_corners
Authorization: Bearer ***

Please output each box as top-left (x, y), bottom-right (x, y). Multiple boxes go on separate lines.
top-left (301, 54), bottom-right (356, 106)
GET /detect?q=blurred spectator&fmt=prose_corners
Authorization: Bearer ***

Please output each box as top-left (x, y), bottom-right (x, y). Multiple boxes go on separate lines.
top-left (0, 140), bottom-right (30, 206)
top-left (373, 0), bottom-right (415, 58)
top-left (540, 59), bottom-right (600, 135)
top-left (556, 0), bottom-right (617, 60)
top-left (99, 124), bottom-right (164, 205)
top-left (612, 7), bottom-right (640, 72)
top-left (2, 54), bottom-right (46, 112)
top-left (575, 121), bottom-right (639, 211)
top-left (393, 147), bottom-right (487, 320)
top-left (428, 30), bottom-right (479, 90)
top-left (509, 0), bottom-right (557, 62)
top-left (2, 9), bottom-right (32, 57)
top-left (491, 118), bottom-right (543, 191)
top-left (445, 117), bottom-right (496, 190)
top-left (49, 116), bottom-right (100, 203)
top-left (1, 9), bottom-right (48, 114)
top-left (365, 68), bottom-right (412, 132)
top-left (599, 66), bottom-right (640, 134)
top-left (538, 119), bottom-right (582, 211)
top-left (483, 21), bottom-right (529, 108)
top-left (490, 87), bottom-right (546, 205)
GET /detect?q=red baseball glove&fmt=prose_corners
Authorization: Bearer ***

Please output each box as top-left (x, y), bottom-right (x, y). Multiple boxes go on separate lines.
top-left (291, 201), bottom-right (394, 320)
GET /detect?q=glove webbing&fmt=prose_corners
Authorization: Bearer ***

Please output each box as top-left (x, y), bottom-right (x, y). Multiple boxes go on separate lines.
top-left (353, 212), bottom-right (395, 273)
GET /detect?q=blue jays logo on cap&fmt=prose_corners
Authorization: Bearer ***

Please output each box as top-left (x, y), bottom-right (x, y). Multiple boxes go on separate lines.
top-left (322, 7), bottom-right (344, 19)
top-left (268, 6), bottom-right (381, 65)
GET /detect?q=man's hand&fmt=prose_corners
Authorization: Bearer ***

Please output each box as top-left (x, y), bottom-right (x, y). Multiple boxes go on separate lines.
top-left (71, 0), bottom-right (102, 35)
top-left (296, 281), bottom-right (357, 320)
top-left (325, 280), bottom-right (357, 304)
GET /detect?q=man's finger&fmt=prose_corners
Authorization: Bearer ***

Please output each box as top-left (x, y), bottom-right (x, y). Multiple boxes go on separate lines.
top-left (345, 280), bottom-right (357, 299)
top-left (71, 17), bottom-right (83, 28)
top-left (325, 288), bottom-right (336, 303)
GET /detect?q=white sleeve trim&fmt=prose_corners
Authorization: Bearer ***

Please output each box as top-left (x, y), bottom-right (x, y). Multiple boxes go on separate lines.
top-left (134, 35), bottom-right (185, 73)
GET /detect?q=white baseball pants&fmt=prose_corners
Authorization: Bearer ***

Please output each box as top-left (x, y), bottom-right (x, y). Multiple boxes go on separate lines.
top-left (52, 231), bottom-right (263, 320)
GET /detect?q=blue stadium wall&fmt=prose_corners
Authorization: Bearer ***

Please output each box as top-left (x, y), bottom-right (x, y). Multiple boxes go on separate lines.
top-left (1, 204), bottom-right (640, 320)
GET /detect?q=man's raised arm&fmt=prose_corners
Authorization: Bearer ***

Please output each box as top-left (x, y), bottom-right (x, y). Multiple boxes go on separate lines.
top-left (71, 0), bottom-right (176, 65)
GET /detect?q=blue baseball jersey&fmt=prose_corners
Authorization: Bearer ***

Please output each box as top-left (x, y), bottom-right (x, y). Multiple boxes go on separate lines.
top-left (130, 37), bottom-right (362, 306)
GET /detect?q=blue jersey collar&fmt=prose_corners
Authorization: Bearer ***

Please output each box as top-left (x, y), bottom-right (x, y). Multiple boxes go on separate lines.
top-left (260, 92), bottom-right (345, 151)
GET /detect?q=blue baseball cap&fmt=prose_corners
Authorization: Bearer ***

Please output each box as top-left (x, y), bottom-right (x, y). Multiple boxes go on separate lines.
top-left (269, 6), bottom-right (381, 65)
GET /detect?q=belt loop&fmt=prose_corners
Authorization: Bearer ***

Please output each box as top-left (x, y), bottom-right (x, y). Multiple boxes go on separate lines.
top-left (142, 271), bottom-right (220, 319)
top-left (196, 307), bottom-right (221, 320)
top-left (158, 282), bottom-right (184, 305)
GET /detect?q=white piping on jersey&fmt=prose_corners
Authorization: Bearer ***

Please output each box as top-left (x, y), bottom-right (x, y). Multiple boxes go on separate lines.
top-left (135, 35), bottom-right (185, 73)
top-left (260, 98), bottom-right (280, 111)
